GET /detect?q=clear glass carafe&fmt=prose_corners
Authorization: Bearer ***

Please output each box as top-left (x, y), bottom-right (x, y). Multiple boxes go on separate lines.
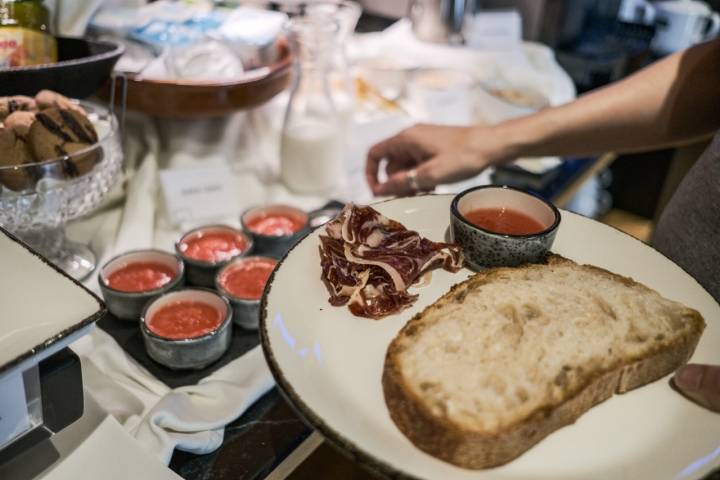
top-left (280, 17), bottom-right (344, 194)
top-left (306, 1), bottom-right (361, 127)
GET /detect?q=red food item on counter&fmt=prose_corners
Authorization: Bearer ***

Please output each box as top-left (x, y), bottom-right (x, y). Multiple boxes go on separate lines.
top-left (147, 300), bottom-right (223, 340)
top-left (219, 258), bottom-right (277, 300)
top-left (318, 204), bottom-right (463, 319)
top-left (463, 207), bottom-right (546, 236)
top-left (246, 213), bottom-right (305, 236)
top-left (106, 262), bottom-right (175, 293)
top-left (179, 230), bottom-right (249, 263)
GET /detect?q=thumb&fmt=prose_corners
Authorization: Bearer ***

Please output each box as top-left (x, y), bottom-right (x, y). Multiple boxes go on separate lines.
top-left (673, 363), bottom-right (720, 413)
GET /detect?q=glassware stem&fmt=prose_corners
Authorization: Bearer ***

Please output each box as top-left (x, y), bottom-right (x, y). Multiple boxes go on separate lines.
top-left (15, 225), bottom-right (96, 281)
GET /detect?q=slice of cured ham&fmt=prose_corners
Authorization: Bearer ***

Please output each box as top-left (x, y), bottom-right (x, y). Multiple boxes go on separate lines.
top-left (319, 204), bottom-right (463, 319)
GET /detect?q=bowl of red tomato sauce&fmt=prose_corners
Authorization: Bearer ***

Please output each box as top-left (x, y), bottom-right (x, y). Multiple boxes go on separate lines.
top-left (241, 205), bottom-right (310, 259)
top-left (450, 185), bottom-right (561, 270)
top-left (98, 250), bottom-right (185, 320)
top-left (176, 225), bottom-right (253, 288)
top-left (216, 256), bottom-right (277, 330)
top-left (140, 288), bottom-right (232, 370)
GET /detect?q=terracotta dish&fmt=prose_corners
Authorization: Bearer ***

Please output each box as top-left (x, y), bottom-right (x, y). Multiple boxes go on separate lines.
top-left (103, 40), bottom-right (292, 118)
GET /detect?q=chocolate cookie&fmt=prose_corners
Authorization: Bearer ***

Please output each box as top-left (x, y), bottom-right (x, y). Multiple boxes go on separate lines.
top-left (4, 111), bottom-right (36, 138)
top-left (0, 128), bottom-right (36, 191)
top-left (0, 96), bottom-right (38, 122)
top-left (28, 107), bottom-right (100, 177)
top-left (35, 90), bottom-right (86, 116)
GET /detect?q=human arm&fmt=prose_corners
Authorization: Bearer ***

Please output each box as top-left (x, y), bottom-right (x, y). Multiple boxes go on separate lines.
top-left (366, 39), bottom-right (720, 196)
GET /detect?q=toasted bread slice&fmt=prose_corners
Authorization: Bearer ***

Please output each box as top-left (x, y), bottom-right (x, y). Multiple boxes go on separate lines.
top-left (382, 255), bottom-right (705, 469)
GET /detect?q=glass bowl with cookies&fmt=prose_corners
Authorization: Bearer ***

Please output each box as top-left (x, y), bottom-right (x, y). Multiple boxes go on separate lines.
top-left (0, 90), bottom-right (123, 280)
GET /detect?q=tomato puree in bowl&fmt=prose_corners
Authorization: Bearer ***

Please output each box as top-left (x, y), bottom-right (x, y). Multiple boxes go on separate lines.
top-left (147, 300), bottom-right (223, 340)
top-left (218, 258), bottom-right (277, 300)
top-left (179, 229), bottom-right (249, 263)
top-left (463, 207), bottom-right (546, 236)
top-left (245, 213), bottom-right (305, 236)
top-left (107, 262), bottom-right (176, 293)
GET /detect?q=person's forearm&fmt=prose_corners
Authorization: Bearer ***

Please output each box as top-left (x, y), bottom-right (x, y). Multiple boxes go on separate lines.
top-left (478, 39), bottom-right (720, 163)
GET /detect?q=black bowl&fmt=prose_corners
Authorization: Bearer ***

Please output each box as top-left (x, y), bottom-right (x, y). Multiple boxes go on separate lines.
top-left (0, 37), bottom-right (123, 98)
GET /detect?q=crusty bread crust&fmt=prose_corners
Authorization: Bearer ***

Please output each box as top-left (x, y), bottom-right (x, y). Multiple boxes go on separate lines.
top-left (382, 255), bottom-right (705, 469)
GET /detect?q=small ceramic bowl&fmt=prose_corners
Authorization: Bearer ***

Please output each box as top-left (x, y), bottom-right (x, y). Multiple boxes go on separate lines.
top-left (216, 256), bottom-right (278, 330)
top-left (140, 288), bottom-right (232, 370)
top-left (450, 185), bottom-right (561, 270)
top-left (241, 205), bottom-right (310, 259)
top-left (176, 225), bottom-right (253, 288)
top-left (98, 250), bottom-right (184, 321)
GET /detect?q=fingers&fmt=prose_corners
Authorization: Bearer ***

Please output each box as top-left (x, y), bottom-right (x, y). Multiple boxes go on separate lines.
top-left (365, 139), bottom-right (391, 194)
top-left (673, 363), bottom-right (720, 412)
top-left (365, 131), bottom-right (423, 195)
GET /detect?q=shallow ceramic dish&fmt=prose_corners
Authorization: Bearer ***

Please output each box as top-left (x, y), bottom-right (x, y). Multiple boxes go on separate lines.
top-left (450, 185), bottom-right (561, 269)
top-left (98, 250), bottom-right (184, 321)
top-left (260, 194), bottom-right (720, 480)
top-left (0, 37), bottom-right (123, 98)
top-left (103, 40), bottom-right (291, 118)
top-left (141, 288), bottom-right (232, 370)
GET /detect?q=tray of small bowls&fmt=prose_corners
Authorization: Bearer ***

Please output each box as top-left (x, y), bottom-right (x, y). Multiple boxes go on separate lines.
top-left (96, 202), bottom-right (334, 387)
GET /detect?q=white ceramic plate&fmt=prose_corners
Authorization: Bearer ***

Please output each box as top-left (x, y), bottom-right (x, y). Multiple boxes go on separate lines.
top-left (261, 195), bottom-right (720, 480)
top-left (0, 227), bottom-right (105, 380)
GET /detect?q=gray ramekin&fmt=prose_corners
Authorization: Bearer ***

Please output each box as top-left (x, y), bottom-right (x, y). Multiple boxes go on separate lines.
top-left (176, 225), bottom-right (253, 288)
top-left (98, 249), bottom-right (184, 321)
top-left (241, 205), bottom-right (310, 259)
top-left (140, 288), bottom-right (233, 370)
top-left (215, 256), bottom-right (278, 330)
top-left (450, 185), bottom-right (561, 270)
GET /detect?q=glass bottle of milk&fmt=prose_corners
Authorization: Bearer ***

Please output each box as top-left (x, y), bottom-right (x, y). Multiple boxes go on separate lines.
top-left (280, 17), bottom-right (344, 194)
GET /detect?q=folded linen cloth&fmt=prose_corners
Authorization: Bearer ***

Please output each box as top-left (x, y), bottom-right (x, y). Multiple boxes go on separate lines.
top-left (73, 329), bottom-right (274, 465)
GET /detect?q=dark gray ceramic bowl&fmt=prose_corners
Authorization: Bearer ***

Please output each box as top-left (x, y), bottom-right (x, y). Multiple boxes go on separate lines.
top-left (450, 186), bottom-right (561, 270)
top-left (215, 256), bottom-right (278, 330)
top-left (176, 225), bottom-right (253, 288)
top-left (140, 288), bottom-right (232, 370)
top-left (98, 249), bottom-right (184, 321)
top-left (241, 205), bottom-right (310, 259)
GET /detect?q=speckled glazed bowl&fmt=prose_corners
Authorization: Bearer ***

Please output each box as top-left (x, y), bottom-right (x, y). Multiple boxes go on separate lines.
top-left (176, 225), bottom-right (253, 288)
top-left (450, 186), bottom-right (561, 270)
top-left (216, 256), bottom-right (278, 330)
top-left (241, 205), bottom-right (310, 259)
top-left (98, 250), bottom-right (184, 321)
top-left (140, 288), bottom-right (232, 370)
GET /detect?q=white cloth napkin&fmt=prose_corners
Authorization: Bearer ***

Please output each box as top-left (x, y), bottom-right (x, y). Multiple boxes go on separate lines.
top-left (72, 329), bottom-right (274, 465)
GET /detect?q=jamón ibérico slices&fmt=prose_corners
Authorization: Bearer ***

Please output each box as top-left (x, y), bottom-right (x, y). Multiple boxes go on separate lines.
top-left (318, 204), bottom-right (463, 319)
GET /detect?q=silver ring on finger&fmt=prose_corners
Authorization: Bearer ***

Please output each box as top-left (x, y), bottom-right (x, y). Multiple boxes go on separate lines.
top-left (407, 168), bottom-right (421, 192)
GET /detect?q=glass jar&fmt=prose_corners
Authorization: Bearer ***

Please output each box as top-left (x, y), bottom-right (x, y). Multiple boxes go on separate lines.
top-left (280, 17), bottom-right (345, 194)
top-left (306, 1), bottom-right (361, 129)
top-left (0, 0), bottom-right (57, 67)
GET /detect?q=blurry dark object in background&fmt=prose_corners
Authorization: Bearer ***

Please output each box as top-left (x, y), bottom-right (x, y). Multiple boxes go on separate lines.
top-left (0, 37), bottom-right (123, 98)
top-left (492, 164), bottom-right (561, 191)
top-left (539, 0), bottom-right (655, 93)
top-left (609, 150), bottom-right (673, 218)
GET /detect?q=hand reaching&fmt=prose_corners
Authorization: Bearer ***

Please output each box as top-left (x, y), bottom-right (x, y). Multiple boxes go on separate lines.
top-left (365, 124), bottom-right (502, 196)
